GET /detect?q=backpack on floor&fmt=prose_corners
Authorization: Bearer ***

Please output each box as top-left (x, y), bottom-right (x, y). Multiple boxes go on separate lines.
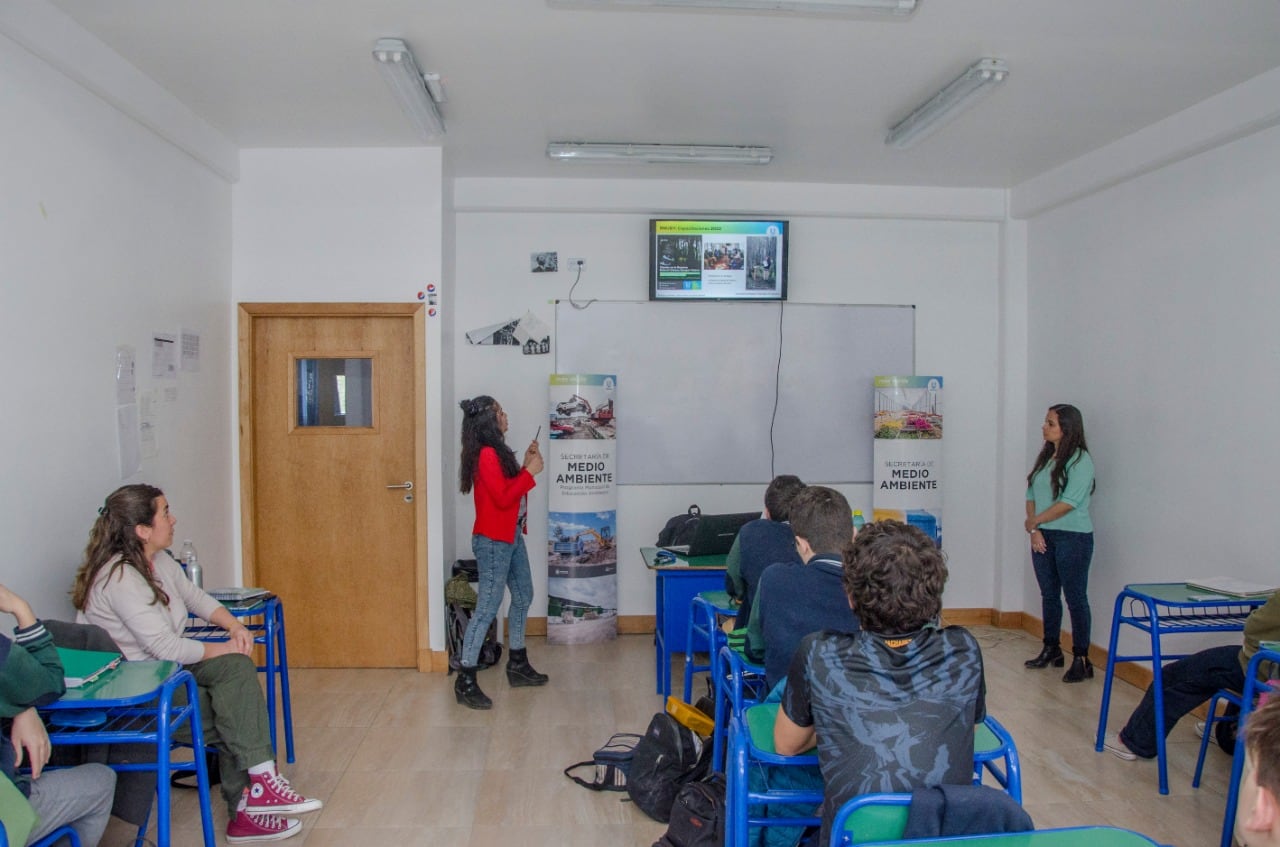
top-left (657, 505), bottom-right (702, 548)
top-left (653, 773), bottom-right (727, 847)
top-left (563, 732), bottom-right (643, 792)
top-left (627, 711), bottom-right (711, 823)
top-left (445, 572), bottom-right (502, 673)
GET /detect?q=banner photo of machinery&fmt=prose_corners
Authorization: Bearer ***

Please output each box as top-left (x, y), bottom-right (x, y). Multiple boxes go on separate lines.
top-left (872, 376), bottom-right (943, 547)
top-left (546, 374), bottom-right (618, 645)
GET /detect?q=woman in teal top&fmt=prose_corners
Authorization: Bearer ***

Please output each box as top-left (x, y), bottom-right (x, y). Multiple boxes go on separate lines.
top-left (1024, 404), bottom-right (1097, 683)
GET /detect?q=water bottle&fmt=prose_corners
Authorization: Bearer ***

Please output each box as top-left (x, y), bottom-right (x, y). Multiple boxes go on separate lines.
top-left (852, 510), bottom-right (866, 532)
top-left (179, 540), bottom-right (203, 589)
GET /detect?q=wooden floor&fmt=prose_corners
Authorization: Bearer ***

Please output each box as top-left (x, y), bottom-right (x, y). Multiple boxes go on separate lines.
top-left (111, 627), bottom-right (1238, 846)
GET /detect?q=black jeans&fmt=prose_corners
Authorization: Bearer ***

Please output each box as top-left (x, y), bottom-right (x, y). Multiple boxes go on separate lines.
top-left (1031, 529), bottom-right (1094, 655)
top-left (1118, 644), bottom-right (1242, 758)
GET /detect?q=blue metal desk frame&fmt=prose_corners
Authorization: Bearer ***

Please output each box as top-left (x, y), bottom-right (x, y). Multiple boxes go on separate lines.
top-left (641, 547), bottom-right (727, 697)
top-left (40, 661), bottom-right (215, 847)
top-left (1094, 583), bottom-right (1265, 794)
top-left (187, 594), bottom-right (295, 762)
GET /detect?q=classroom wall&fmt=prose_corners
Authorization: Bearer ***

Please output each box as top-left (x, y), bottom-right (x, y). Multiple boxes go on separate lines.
top-left (1024, 122), bottom-right (1280, 653)
top-left (230, 147), bottom-right (448, 646)
top-left (0, 32), bottom-right (234, 616)
top-left (450, 179), bottom-right (1015, 622)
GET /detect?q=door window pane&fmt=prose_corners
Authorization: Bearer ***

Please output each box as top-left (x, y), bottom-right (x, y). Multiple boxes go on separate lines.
top-left (297, 358), bottom-right (373, 427)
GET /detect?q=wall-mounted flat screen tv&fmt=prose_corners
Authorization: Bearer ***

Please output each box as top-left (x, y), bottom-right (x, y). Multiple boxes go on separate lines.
top-left (649, 219), bottom-right (789, 301)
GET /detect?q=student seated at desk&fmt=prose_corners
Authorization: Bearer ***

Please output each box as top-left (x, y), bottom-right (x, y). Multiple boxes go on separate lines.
top-left (774, 520), bottom-right (986, 847)
top-left (0, 583), bottom-right (115, 847)
top-left (746, 486), bottom-right (860, 692)
top-left (1237, 695), bottom-right (1280, 847)
top-left (724, 474), bottom-right (805, 630)
top-left (1106, 590), bottom-right (1280, 761)
top-left (73, 484), bottom-right (319, 844)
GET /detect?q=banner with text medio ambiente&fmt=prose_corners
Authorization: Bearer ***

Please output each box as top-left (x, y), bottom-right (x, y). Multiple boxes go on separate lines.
top-left (546, 374), bottom-right (617, 644)
top-left (873, 376), bottom-right (943, 547)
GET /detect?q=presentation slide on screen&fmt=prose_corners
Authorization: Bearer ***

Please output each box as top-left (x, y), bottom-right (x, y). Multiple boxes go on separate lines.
top-left (653, 220), bottom-right (784, 299)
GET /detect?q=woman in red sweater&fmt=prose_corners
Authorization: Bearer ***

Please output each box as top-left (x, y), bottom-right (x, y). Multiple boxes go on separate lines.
top-left (456, 395), bottom-right (546, 709)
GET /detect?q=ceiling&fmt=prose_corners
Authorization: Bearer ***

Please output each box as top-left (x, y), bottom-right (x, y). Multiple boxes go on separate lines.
top-left (46, 0), bottom-right (1280, 188)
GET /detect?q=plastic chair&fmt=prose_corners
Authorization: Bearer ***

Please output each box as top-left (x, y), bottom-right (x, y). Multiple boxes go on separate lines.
top-left (1193, 688), bottom-right (1242, 788)
top-left (1220, 647), bottom-right (1280, 847)
top-left (829, 793), bottom-right (912, 847)
top-left (0, 824), bottom-right (82, 847)
top-left (973, 715), bottom-right (1023, 803)
top-left (713, 643), bottom-right (767, 773)
top-left (683, 592), bottom-right (737, 702)
top-left (725, 702), bottom-right (824, 847)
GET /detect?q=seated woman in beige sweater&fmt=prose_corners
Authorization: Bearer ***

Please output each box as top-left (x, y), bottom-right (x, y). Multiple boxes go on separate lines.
top-left (73, 484), bottom-right (318, 844)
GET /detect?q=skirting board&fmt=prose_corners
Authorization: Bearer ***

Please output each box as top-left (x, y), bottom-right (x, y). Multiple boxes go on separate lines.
top-left (427, 611), bottom-right (1162, 699)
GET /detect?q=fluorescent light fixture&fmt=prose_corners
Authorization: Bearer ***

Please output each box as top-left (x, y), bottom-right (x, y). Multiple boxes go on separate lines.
top-left (548, 0), bottom-right (917, 15)
top-left (547, 142), bottom-right (773, 165)
top-left (372, 38), bottom-right (445, 140)
top-left (886, 58), bottom-right (1008, 149)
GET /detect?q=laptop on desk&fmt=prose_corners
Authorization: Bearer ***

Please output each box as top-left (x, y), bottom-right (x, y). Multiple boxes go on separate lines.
top-left (661, 511), bottom-right (759, 558)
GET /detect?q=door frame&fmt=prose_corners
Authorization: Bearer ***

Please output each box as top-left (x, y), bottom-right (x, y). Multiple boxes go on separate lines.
top-left (238, 302), bottom-right (431, 670)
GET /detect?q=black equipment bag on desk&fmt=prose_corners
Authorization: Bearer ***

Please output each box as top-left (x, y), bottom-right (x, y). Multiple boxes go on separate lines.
top-left (657, 505), bottom-right (701, 548)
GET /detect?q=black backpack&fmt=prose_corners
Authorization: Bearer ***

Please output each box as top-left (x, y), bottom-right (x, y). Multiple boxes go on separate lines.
top-left (627, 712), bottom-right (711, 823)
top-left (653, 773), bottom-right (726, 847)
top-left (657, 505), bottom-right (701, 548)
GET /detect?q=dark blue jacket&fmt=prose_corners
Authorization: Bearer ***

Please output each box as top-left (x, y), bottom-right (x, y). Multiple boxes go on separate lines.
top-left (751, 553), bottom-right (860, 689)
top-left (730, 519), bottom-right (801, 629)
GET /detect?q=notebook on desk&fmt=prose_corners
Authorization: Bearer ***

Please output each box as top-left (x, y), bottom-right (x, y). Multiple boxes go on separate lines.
top-left (660, 511), bottom-right (758, 558)
top-left (207, 587), bottom-right (271, 602)
top-left (56, 647), bottom-right (123, 688)
top-left (1185, 577), bottom-right (1278, 598)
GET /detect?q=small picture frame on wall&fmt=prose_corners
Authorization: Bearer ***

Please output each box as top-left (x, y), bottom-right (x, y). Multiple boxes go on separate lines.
top-left (531, 251), bottom-right (559, 273)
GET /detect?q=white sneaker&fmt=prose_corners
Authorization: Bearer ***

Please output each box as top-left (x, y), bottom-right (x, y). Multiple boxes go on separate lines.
top-left (1195, 720), bottom-right (1207, 740)
top-left (1105, 735), bottom-right (1137, 761)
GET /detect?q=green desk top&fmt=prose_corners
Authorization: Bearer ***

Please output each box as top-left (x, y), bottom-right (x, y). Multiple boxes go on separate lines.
top-left (1126, 582), bottom-right (1269, 605)
top-left (855, 826), bottom-right (1159, 846)
top-left (45, 660), bottom-right (180, 706)
top-left (640, 546), bottom-right (728, 570)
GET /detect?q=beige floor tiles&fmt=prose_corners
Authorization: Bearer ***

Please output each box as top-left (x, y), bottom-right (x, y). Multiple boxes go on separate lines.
top-left (90, 627), bottom-right (1246, 846)
top-left (347, 723), bottom-right (493, 772)
top-left (317, 767), bottom-right (485, 828)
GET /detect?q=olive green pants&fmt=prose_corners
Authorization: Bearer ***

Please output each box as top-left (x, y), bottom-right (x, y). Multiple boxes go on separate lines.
top-left (179, 653), bottom-right (275, 815)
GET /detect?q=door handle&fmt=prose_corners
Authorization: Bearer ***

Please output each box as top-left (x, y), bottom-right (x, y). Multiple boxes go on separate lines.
top-left (385, 481), bottom-right (414, 490)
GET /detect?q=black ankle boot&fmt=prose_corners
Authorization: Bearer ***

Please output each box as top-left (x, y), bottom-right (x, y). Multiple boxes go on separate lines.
top-left (1024, 644), bottom-right (1065, 669)
top-left (455, 666), bottom-right (492, 709)
top-left (1063, 655), bottom-right (1094, 683)
top-left (506, 648), bottom-right (549, 687)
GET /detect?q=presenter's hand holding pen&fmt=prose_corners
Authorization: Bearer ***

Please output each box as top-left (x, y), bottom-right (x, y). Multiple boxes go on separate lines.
top-left (523, 441), bottom-right (544, 475)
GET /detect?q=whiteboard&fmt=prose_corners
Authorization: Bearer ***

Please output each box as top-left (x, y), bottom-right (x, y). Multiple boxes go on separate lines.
top-left (555, 301), bottom-right (914, 484)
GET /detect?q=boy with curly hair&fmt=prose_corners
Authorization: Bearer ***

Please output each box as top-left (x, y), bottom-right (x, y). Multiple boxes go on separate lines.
top-left (774, 520), bottom-right (986, 847)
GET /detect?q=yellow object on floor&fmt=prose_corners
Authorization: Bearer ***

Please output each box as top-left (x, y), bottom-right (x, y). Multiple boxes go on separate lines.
top-left (666, 695), bottom-right (714, 736)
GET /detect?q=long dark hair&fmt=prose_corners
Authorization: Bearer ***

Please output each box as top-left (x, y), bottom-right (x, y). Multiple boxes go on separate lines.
top-left (458, 395), bottom-right (520, 493)
top-left (72, 484), bottom-right (171, 610)
top-left (1027, 403), bottom-right (1095, 498)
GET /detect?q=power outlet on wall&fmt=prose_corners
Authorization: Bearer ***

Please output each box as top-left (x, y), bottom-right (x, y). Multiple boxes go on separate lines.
top-left (566, 257), bottom-right (586, 272)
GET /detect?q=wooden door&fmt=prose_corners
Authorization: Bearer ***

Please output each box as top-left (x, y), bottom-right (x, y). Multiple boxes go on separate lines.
top-left (239, 304), bottom-right (427, 668)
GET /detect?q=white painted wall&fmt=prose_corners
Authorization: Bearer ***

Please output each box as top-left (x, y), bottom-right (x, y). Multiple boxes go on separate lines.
top-left (450, 179), bottom-right (1010, 622)
top-left (0, 33), bottom-right (233, 616)
top-left (1024, 122), bottom-right (1280, 652)
top-left (230, 147), bottom-right (447, 645)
